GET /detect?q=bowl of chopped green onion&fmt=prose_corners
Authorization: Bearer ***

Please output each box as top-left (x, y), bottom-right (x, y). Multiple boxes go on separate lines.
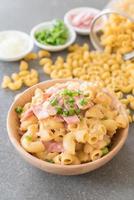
top-left (31, 19), bottom-right (76, 51)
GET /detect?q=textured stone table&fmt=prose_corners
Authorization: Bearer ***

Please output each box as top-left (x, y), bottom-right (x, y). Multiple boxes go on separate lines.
top-left (0, 0), bottom-right (134, 200)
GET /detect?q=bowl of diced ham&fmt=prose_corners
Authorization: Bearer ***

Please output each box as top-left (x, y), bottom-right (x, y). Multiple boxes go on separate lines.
top-left (64, 7), bottom-right (101, 35)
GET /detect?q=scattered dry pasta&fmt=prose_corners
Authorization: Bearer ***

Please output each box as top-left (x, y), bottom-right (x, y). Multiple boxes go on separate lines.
top-left (38, 50), bottom-right (51, 58)
top-left (1, 60), bottom-right (39, 90)
top-left (15, 81), bottom-right (128, 165)
top-left (24, 52), bottom-right (37, 61)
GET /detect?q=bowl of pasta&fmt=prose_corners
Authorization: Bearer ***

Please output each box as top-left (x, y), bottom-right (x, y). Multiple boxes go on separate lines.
top-left (7, 79), bottom-right (129, 175)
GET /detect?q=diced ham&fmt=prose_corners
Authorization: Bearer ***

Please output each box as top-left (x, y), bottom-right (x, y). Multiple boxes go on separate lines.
top-left (18, 129), bottom-right (25, 136)
top-left (42, 141), bottom-right (64, 153)
top-left (69, 14), bottom-right (75, 20)
top-left (47, 105), bottom-right (57, 116)
top-left (82, 13), bottom-right (93, 22)
top-left (43, 101), bottom-right (57, 116)
top-left (70, 11), bottom-right (97, 29)
top-left (53, 115), bottom-right (64, 122)
top-left (20, 108), bottom-right (33, 122)
top-left (58, 98), bottom-right (64, 106)
top-left (72, 12), bottom-right (86, 26)
top-left (64, 103), bottom-right (70, 110)
top-left (45, 86), bottom-right (58, 95)
top-left (46, 84), bottom-right (66, 95)
top-left (78, 24), bottom-right (90, 29)
top-left (43, 93), bottom-right (50, 100)
top-left (32, 104), bottom-right (49, 120)
top-left (63, 115), bottom-right (80, 124)
top-left (32, 101), bottom-right (57, 120)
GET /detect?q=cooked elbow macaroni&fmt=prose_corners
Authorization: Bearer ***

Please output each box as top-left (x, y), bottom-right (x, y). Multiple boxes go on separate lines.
top-left (16, 81), bottom-right (128, 165)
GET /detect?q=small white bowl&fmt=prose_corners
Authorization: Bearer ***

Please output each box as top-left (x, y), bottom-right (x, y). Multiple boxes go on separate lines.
top-left (64, 7), bottom-right (101, 35)
top-left (31, 21), bottom-right (76, 52)
top-left (0, 30), bottom-right (34, 62)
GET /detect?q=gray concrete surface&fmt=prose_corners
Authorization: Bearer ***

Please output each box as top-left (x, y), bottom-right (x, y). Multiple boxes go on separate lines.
top-left (0, 0), bottom-right (134, 200)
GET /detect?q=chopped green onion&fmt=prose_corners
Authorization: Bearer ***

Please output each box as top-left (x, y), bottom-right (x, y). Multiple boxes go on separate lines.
top-left (68, 97), bottom-right (75, 104)
top-left (72, 90), bottom-right (82, 96)
top-left (56, 106), bottom-right (63, 115)
top-left (15, 106), bottom-right (23, 114)
top-left (60, 89), bottom-right (73, 96)
top-left (35, 19), bottom-right (68, 46)
top-left (68, 108), bottom-right (75, 116)
top-left (63, 110), bottom-right (69, 117)
top-left (75, 108), bottom-right (81, 115)
top-left (61, 89), bottom-right (81, 97)
top-left (45, 159), bottom-right (54, 163)
top-left (25, 135), bottom-right (32, 141)
top-left (101, 147), bottom-right (109, 156)
top-left (79, 98), bottom-right (88, 106)
top-left (50, 97), bottom-right (58, 106)
top-left (77, 90), bottom-right (82, 95)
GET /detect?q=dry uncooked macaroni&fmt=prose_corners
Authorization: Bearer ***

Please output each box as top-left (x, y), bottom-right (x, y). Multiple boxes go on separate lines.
top-left (1, 60), bottom-right (39, 90)
top-left (101, 14), bottom-right (134, 54)
top-left (16, 81), bottom-right (128, 165)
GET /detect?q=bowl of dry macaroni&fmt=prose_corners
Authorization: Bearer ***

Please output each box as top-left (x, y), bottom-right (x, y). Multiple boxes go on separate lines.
top-left (7, 79), bottom-right (129, 175)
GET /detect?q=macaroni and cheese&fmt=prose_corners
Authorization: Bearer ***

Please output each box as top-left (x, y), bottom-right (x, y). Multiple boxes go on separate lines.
top-left (15, 81), bottom-right (128, 165)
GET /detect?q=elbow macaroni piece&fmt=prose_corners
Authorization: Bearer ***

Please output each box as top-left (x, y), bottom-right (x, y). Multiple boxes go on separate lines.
top-left (21, 134), bottom-right (44, 153)
top-left (63, 133), bottom-right (75, 155)
top-left (90, 149), bottom-right (102, 161)
top-left (60, 153), bottom-right (74, 165)
top-left (24, 52), bottom-right (37, 61)
top-left (74, 129), bottom-right (88, 143)
top-left (38, 50), bottom-right (51, 58)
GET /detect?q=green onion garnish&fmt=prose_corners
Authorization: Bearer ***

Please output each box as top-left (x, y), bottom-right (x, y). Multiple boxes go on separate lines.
top-left (45, 159), bottom-right (54, 163)
top-left (68, 97), bottom-right (75, 104)
top-left (56, 106), bottom-right (63, 115)
top-left (60, 89), bottom-right (73, 96)
top-left (68, 108), bottom-right (75, 116)
top-left (63, 110), bottom-right (69, 117)
top-left (15, 106), bottom-right (23, 114)
top-left (61, 89), bottom-right (82, 97)
top-left (79, 98), bottom-right (88, 106)
top-left (101, 147), bottom-right (109, 156)
top-left (50, 97), bottom-right (58, 106)
top-left (77, 90), bottom-right (82, 95)
top-left (75, 108), bottom-right (81, 115)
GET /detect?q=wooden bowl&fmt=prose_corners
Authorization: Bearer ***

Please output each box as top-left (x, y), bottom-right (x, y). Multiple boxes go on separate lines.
top-left (7, 79), bottom-right (129, 175)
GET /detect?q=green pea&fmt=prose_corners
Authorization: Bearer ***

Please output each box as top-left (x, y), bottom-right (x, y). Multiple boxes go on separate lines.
top-left (15, 106), bottom-right (23, 114)
top-left (25, 135), bottom-right (32, 141)
top-left (101, 147), bottom-right (109, 156)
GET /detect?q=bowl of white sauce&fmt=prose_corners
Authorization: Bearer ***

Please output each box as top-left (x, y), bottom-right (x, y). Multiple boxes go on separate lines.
top-left (0, 30), bottom-right (34, 61)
